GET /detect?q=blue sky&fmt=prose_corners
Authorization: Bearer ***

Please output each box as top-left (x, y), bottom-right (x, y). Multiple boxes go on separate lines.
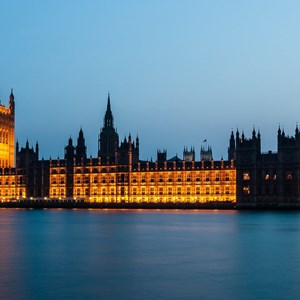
top-left (1, 0), bottom-right (300, 160)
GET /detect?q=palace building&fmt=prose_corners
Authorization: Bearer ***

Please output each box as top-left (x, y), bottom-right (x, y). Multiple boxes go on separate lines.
top-left (3, 89), bottom-right (300, 207)
top-left (0, 92), bottom-right (236, 203)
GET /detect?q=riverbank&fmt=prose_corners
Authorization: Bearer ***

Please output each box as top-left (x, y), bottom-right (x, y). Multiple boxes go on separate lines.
top-left (0, 200), bottom-right (235, 210)
top-left (2, 200), bottom-right (300, 210)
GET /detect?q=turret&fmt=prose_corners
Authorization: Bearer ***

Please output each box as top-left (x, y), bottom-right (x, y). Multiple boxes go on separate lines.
top-left (228, 130), bottom-right (236, 161)
top-left (35, 142), bottom-right (39, 159)
top-left (9, 88), bottom-right (15, 113)
top-left (65, 136), bottom-right (75, 160)
top-left (76, 128), bottom-right (87, 161)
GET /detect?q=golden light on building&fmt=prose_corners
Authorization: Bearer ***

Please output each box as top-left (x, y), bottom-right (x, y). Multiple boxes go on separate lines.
top-left (49, 158), bottom-right (236, 204)
top-left (0, 89), bottom-right (15, 168)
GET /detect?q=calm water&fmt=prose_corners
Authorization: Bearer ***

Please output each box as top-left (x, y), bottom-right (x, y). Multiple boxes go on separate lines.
top-left (0, 209), bottom-right (300, 300)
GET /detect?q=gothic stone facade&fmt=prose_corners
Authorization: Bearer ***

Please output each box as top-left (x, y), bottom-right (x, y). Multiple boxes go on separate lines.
top-left (229, 128), bottom-right (300, 207)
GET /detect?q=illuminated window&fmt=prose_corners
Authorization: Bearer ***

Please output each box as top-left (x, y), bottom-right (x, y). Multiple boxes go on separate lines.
top-left (243, 172), bottom-right (250, 180)
top-left (273, 174), bottom-right (277, 180)
top-left (215, 173), bottom-right (220, 181)
top-left (265, 174), bottom-right (270, 180)
top-left (225, 172), bottom-right (230, 181)
top-left (168, 187), bottom-right (172, 195)
top-left (205, 173), bottom-right (210, 181)
top-left (196, 187), bottom-right (200, 195)
top-left (177, 187), bottom-right (181, 195)
top-left (225, 187), bottom-right (230, 195)
top-left (243, 186), bottom-right (250, 195)
top-left (186, 173), bottom-right (191, 182)
top-left (187, 187), bottom-right (191, 195)
top-left (159, 187), bottom-right (163, 195)
top-left (205, 187), bottom-right (210, 195)
top-left (150, 187), bottom-right (154, 195)
top-left (141, 188), bottom-right (146, 195)
top-left (216, 187), bottom-right (220, 195)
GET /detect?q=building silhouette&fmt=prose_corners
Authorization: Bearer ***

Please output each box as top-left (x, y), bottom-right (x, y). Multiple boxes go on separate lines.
top-left (229, 127), bottom-right (300, 207)
top-left (3, 89), bottom-right (300, 207)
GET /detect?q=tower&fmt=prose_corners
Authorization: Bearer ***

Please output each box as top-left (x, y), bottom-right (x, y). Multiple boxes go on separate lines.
top-left (183, 146), bottom-right (195, 162)
top-left (228, 130), bottom-right (236, 161)
top-left (98, 93), bottom-right (119, 163)
top-left (75, 128), bottom-right (87, 162)
top-left (0, 89), bottom-right (15, 167)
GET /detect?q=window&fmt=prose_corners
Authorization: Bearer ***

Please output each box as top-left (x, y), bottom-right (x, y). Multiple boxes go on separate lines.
top-left (243, 172), bottom-right (250, 180)
top-left (150, 187), bottom-right (154, 195)
top-left (205, 173), bottom-right (210, 181)
top-left (243, 186), bottom-right (250, 195)
top-left (186, 173), bottom-right (191, 182)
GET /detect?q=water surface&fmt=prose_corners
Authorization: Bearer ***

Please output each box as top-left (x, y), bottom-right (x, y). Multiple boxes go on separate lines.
top-left (0, 209), bottom-right (299, 299)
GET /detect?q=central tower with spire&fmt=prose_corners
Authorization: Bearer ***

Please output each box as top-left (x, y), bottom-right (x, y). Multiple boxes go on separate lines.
top-left (98, 93), bottom-right (119, 163)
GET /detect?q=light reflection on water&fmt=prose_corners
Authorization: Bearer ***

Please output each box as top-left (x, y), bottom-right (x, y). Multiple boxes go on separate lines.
top-left (0, 209), bottom-right (300, 300)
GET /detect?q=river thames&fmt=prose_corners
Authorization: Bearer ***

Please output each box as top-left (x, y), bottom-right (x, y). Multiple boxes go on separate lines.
top-left (0, 209), bottom-right (300, 300)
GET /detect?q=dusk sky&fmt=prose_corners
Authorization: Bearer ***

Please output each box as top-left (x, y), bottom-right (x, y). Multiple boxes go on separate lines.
top-left (1, 1), bottom-right (300, 160)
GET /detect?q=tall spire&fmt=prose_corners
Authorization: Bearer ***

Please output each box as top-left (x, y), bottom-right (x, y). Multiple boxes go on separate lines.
top-left (107, 92), bottom-right (111, 112)
top-left (104, 93), bottom-right (113, 128)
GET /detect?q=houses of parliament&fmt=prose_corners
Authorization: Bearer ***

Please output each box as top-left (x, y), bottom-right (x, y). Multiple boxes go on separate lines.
top-left (1, 89), bottom-right (300, 207)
